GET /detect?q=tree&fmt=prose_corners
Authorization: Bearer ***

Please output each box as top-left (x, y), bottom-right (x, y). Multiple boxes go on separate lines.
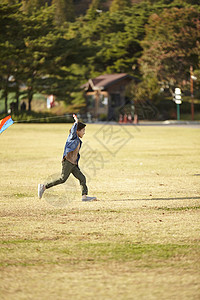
top-left (52, 0), bottom-right (75, 25)
top-left (21, 6), bottom-right (80, 110)
top-left (110, 0), bottom-right (131, 13)
top-left (86, 0), bottom-right (103, 20)
top-left (21, 5), bottom-right (87, 110)
top-left (2, 0), bottom-right (18, 4)
top-left (140, 7), bottom-right (200, 88)
top-left (0, 2), bottom-right (24, 113)
top-left (21, 0), bottom-right (49, 14)
top-left (69, 7), bottom-right (146, 77)
top-left (0, 1), bottom-right (87, 113)
top-left (67, 1), bottom-right (173, 81)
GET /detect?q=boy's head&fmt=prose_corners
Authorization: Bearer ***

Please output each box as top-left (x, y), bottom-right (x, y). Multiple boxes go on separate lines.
top-left (77, 122), bottom-right (86, 138)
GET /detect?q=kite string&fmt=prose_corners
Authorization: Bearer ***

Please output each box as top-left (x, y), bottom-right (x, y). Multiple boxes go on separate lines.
top-left (13, 114), bottom-right (72, 123)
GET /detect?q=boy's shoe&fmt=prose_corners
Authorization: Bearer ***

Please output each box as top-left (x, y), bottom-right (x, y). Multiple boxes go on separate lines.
top-left (38, 184), bottom-right (45, 199)
top-left (82, 196), bottom-right (97, 202)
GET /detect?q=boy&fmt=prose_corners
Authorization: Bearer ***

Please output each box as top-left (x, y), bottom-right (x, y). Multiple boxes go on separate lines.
top-left (38, 114), bottom-right (96, 202)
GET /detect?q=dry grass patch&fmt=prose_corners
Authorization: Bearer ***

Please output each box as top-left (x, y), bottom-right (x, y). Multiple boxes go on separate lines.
top-left (0, 124), bottom-right (200, 299)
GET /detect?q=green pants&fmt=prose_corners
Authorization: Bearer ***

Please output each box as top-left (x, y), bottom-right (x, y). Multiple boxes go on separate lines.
top-left (45, 160), bottom-right (88, 196)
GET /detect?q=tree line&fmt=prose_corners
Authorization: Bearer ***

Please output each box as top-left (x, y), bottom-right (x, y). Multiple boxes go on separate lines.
top-left (0, 0), bottom-right (200, 114)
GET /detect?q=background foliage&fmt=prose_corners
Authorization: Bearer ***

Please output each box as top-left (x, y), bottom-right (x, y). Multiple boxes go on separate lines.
top-left (0, 0), bottom-right (200, 119)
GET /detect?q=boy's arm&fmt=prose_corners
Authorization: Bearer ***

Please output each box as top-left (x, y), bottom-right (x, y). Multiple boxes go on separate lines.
top-left (68, 114), bottom-right (78, 140)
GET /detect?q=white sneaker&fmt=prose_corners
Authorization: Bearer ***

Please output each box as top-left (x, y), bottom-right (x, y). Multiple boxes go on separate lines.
top-left (82, 196), bottom-right (97, 202)
top-left (38, 184), bottom-right (45, 199)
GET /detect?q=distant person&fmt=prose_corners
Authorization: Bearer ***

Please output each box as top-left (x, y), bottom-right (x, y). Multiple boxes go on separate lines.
top-left (10, 102), bottom-right (17, 113)
top-left (50, 95), bottom-right (55, 108)
top-left (38, 114), bottom-right (97, 202)
top-left (20, 101), bottom-right (26, 111)
top-left (47, 96), bottom-right (51, 109)
top-left (47, 94), bottom-right (55, 109)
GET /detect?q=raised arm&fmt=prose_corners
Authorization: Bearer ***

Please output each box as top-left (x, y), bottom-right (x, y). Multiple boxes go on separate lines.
top-left (68, 114), bottom-right (78, 140)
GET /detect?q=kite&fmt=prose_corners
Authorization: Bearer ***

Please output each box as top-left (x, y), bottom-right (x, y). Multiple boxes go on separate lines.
top-left (0, 115), bottom-right (14, 134)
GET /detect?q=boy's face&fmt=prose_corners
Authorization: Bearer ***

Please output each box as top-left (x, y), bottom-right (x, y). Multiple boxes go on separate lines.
top-left (77, 127), bottom-right (85, 138)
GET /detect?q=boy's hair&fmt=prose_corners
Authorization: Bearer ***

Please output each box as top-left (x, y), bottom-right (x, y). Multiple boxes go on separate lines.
top-left (77, 122), bottom-right (86, 131)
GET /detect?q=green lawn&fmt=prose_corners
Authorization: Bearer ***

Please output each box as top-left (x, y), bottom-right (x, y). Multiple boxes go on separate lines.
top-left (0, 123), bottom-right (200, 300)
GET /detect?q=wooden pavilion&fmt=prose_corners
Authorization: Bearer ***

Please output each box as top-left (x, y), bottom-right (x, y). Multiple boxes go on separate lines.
top-left (81, 73), bottom-right (135, 120)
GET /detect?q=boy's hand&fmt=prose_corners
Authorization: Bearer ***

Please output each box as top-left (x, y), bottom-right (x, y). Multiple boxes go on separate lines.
top-left (73, 114), bottom-right (78, 123)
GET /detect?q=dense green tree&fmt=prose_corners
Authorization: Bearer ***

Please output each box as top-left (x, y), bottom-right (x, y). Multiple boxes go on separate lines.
top-left (21, 5), bottom-right (82, 110)
top-left (182, 0), bottom-right (200, 4)
top-left (35, 33), bottom-right (88, 103)
top-left (0, 1), bottom-right (87, 112)
top-left (86, 0), bottom-right (103, 20)
top-left (21, 0), bottom-right (48, 14)
top-left (52, 0), bottom-right (75, 25)
top-left (68, 10), bottom-right (140, 76)
top-left (110, 0), bottom-right (131, 13)
top-left (140, 7), bottom-right (200, 88)
top-left (69, 1), bottom-right (170, 78)
top-left (0, 2), bottom-right (25, 113)
top-left (2, 0), bottom-right (18, 4)
top-left (1, 0), bottom-right (200, 115)
top-left (18, 6), bottom-right (57, 110)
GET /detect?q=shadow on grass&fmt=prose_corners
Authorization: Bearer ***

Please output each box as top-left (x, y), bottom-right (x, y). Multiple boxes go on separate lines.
top-left (110, 196), bottom-right (200, 201)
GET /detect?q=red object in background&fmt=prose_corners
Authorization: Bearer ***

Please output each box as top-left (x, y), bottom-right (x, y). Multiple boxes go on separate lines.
top-left (134, 114), bottom-right (138, 124)
top-left (119, 114), bottom-right (123, 124)
top-left (123, 114), bottom-right (127, 123)
top-left (50, 95), bottom-right (55, 108)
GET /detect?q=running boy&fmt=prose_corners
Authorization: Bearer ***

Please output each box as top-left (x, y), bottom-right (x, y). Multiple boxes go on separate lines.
top-left (38, 114), bottom-right (96, 201)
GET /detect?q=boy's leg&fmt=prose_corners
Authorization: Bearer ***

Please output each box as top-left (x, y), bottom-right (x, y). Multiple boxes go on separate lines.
top-left (71, 166), bottom-right (88, 196)
top-left (45, 160), bottom-right (74, 189)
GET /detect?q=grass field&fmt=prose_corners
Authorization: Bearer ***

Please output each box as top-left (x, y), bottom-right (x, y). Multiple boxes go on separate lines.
top-left (0, 123), bottom-right (200, 300)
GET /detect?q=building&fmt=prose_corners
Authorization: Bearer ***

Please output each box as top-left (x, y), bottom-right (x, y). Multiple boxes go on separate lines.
top-left (81, 73), bottom-right (135, 120)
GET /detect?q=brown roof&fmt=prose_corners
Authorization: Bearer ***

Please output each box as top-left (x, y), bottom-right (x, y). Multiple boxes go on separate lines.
top-left (81, 73), bottom-right (133, 91)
